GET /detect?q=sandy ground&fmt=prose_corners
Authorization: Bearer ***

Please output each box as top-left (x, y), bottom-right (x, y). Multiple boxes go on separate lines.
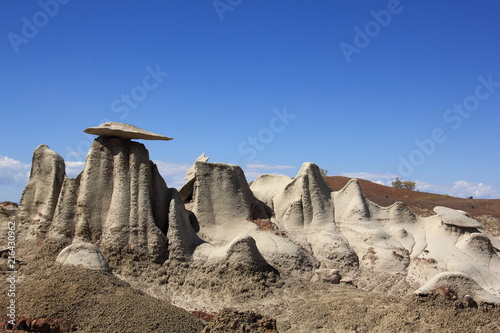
top-left (2, 256), bottom-right (499, 333)
top-left (0, 261), bottom-right (205, 333)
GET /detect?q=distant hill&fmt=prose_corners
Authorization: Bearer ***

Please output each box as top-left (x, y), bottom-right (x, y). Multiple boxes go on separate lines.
top-left (325, 176), bottom-right (500, 239)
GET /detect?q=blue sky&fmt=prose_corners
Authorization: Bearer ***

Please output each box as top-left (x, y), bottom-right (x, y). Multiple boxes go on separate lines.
top-left (1, 0), bottom-right (499, 202)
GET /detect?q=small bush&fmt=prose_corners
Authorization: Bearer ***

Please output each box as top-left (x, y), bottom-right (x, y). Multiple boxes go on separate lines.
top-left (392, 177), bottom-right (416, 191)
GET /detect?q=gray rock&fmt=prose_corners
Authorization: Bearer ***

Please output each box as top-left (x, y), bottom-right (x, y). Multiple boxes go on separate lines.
top-left (433, 206), bottom-right (484, 229)
top-left (84, 122), bottom-right (173, 141)
top-left (56, 242), bottom-right (110, 271)
top-left (19, 137), bottom-right (169, 264)
top-left (17, 145), bottom-right (65, 240)
top-left (415, 272), bottom-right (500, 305)
top-left (311, 268), bottom-right (341, 284)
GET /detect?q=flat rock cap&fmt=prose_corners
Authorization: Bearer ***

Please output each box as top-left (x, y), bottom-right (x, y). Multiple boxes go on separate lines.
top-left (433, 206), bottom-right (483, 228)
top-left (84, 122), bottom-right (173, 141)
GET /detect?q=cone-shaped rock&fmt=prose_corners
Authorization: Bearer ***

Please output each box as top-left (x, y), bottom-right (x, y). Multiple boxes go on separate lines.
top-left (334, 178), bottom-right (371, 222)
top-left (167, 189), bottom-right (202, 261)
top-left (273, 162), bottom-right (334, 229)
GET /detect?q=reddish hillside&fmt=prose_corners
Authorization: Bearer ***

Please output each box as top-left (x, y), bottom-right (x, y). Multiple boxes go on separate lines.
top-left (325, 176), bottom-right (500, 238)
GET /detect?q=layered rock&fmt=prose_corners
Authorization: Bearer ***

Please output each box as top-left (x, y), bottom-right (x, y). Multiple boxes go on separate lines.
top-left (187, 161), bottom-right (271, 242)
top-left (271, 163), bottom-right (358, 272)
top-left (183, 160), bottom-right (315, 271)
top-left (84, 122), bottom-right (173, 141)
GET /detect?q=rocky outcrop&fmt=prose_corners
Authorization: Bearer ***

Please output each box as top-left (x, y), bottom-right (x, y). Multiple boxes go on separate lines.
top-left (18, 136), bottom-right (170, 264)
top-left (333, 178), bottom-right (371, 222)
top-left (17, 145), bottom-right (65, 240)
top-left (188, 161), bottom-right (271, 242)
top-left (167, 190), bottom-right (202, 261)
top-left (415, 272), bottom-right (500, 305)
top-left (434, 206), bottom-right (484, 229)
top-left (271, 163), bottom-right (359, 272)
top-left (274, 163), bottom-right (334, 229)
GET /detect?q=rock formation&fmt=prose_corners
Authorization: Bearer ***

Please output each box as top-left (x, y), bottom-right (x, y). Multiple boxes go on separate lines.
top-left (17, 144), bottom-right (65, 240)
top-left (84, 122), bottom-right (173, 141)
top-left (15, 122), bottom-right (500, 308)
top-left (415, 272), bottom-right (500, 305)
top-left (17, 124), bottom-right (174, 264)
top-left (56, 242), bottom-right (110, 271)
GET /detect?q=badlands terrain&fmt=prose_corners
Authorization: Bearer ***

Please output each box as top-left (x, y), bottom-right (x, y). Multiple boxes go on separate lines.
top-left (1, 122), bottom-right (499, 332)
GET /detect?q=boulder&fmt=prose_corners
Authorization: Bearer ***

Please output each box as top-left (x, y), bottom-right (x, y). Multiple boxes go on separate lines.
top-left (84, 122), bottom-right (173, 141)
top-left (415, 272), bottom-right (500, 305)
top-left (433, 206), bottom-right (484, 229)
top-left (311, 268), bottom-right (341, 283)
top-left (56, 242), bottom-right (110, 271)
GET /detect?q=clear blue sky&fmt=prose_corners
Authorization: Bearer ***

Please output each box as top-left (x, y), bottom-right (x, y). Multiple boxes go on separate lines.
top-left (1, 0), bottom-right (499, 201)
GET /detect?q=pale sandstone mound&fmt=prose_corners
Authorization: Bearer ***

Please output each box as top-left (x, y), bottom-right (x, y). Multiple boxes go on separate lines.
top-left (84, 122), bottom-right (173, 141)
top-left (415, 272), bottom-right (500, 305)
top-left (330, 178), bottom-right (500, 297)
top-left (194, 234), bottom-right (276, 273)
top-left (272, 163), bottom-right (358, 272)
top-left (434, 206), bottom-right (484, 229)
top-left (250, 174), bottom-right (292, 210)
top-left (333, 179), bottom-right (413, 280)
top-left (333, 178), bottom-right (371, 222)
top-left (189, 161), bottom-right (270, 241)
top-left (274, 162), bottom-right (334, 229)
top-left (183, 160), bottom-right (315, 271)
top-left (56, 242), bottom-right (110, 271)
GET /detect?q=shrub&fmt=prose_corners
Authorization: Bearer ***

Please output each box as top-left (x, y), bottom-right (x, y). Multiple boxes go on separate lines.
top-left (392, 177), bottom-right (416, 191)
